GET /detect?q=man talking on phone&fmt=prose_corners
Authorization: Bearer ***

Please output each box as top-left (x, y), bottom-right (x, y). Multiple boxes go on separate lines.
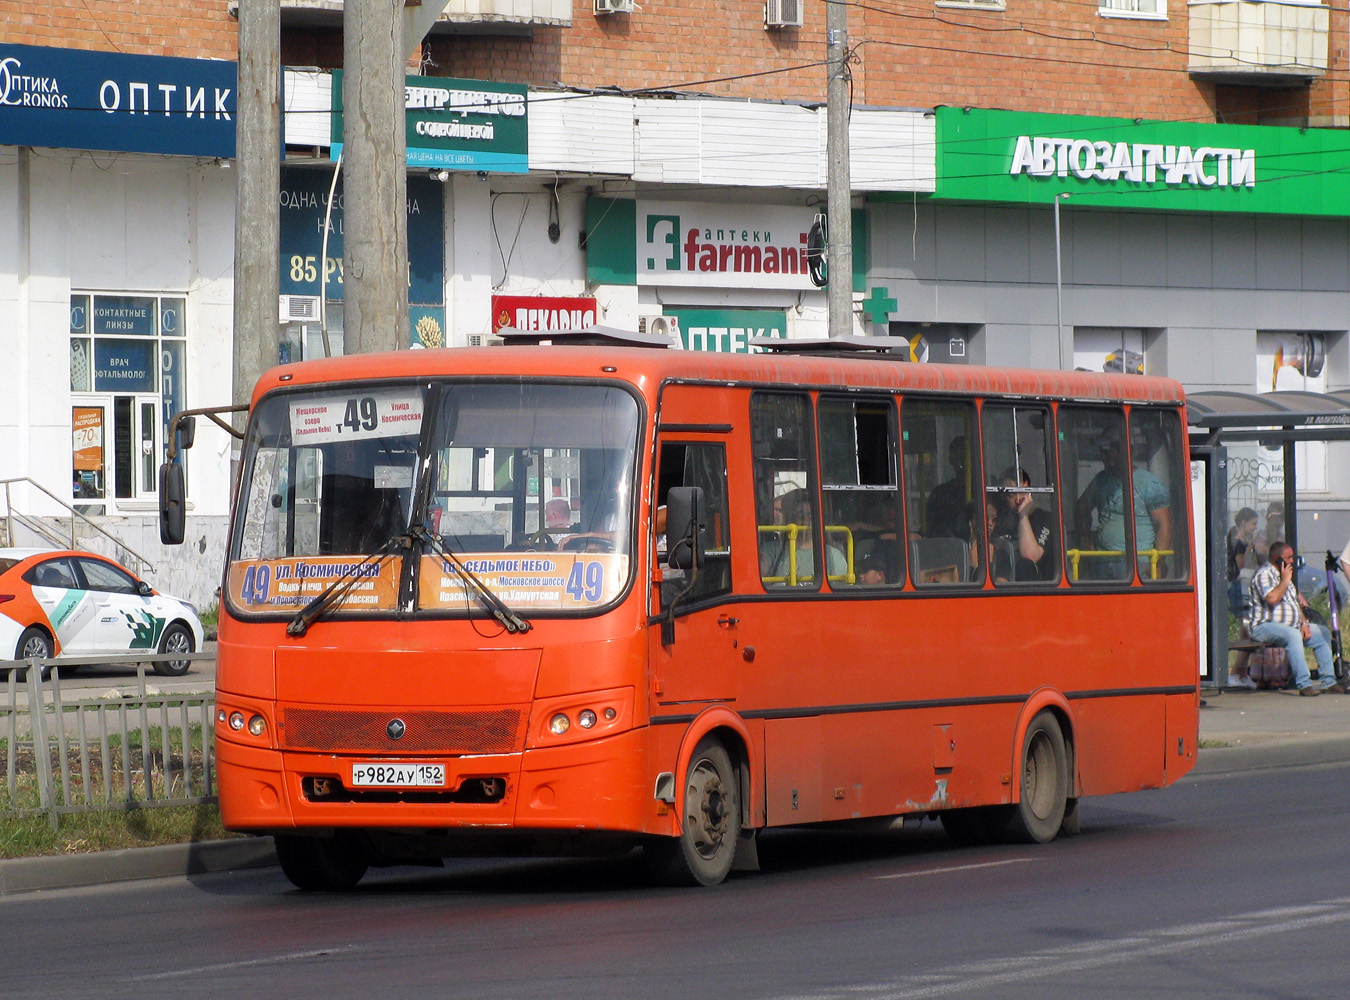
top-left (1248, 541), bottom-right (1345, 696)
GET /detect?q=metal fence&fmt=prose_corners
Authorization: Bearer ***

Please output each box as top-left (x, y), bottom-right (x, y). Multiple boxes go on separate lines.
top-left (0, 654), bottom-right (215, 828)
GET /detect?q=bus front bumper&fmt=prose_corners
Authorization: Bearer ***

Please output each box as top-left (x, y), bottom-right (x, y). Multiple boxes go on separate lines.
top-left (215, 726), bottom-right (656, 836)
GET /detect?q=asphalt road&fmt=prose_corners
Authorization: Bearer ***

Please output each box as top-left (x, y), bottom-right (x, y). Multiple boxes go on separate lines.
top-left (3, 757), bottom-right (1348, 1000)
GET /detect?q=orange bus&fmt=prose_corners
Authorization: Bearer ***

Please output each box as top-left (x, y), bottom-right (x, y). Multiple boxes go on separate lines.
top-left (162, 336), bottom-right (1198, 889)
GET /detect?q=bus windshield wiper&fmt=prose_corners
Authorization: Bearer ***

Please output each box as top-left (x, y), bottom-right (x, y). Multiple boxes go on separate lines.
top-left (411, 525), bottom-right (532, 635)
top-left (286, 534), bottom-right (412, 638)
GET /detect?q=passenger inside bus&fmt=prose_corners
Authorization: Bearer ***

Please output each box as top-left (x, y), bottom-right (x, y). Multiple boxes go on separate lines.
top-left (967, 498), bottom-right (1008, 582)
top-left (992, 467), bottom-right (1056, 581)
top-left (761, 487), bottom-right (847, 586)
top-left (925, 435), bottom-right (973, 542)
top-left (1075, 435), bottom-right (1171, 580)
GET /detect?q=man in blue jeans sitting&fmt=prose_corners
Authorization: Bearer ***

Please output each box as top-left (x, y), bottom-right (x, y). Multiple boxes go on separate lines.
top-left (1248, 541), bottom-right (1345, 696)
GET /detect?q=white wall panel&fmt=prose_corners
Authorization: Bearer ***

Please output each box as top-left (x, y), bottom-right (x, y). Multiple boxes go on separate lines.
top-left (528, 94), bottom-right (634, 175)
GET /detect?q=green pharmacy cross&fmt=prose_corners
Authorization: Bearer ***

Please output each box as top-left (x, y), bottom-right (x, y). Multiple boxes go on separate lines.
top-left (861, 286), bottom-right (897, 326)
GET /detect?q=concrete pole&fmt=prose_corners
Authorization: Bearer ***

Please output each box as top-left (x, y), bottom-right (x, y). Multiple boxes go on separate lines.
top-left (825, 0), bottom-right (853, 339)
top-left (342, 0), bottom-right (410, 353)
top-left (231, 0), bottom-right (281, 409)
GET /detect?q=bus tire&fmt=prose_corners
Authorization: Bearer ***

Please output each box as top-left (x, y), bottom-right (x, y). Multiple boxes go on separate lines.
top-left (274, 834), bottom-right (369, 891)
top-left (998, 711), bottom-right (1068, 844)
top-left (646, 736), bottom-right (741, 887)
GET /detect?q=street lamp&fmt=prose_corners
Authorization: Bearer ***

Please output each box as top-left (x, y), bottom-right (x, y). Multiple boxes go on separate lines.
top-left (1054, 192), bottom-right (1070, 370)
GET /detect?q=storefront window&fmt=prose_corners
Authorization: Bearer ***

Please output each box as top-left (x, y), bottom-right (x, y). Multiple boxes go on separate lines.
top-left (69, 292), bottom-right (188, 504)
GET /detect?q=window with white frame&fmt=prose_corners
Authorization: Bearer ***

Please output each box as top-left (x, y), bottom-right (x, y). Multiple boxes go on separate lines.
top-left (1099, 0), bottom-right (1165, 17)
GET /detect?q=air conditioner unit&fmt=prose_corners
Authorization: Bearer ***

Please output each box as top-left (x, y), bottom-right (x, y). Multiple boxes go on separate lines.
top-left (640, 315), bottom-right (681, 343)
top-left (594, 0), bottom-right (633, 14)
top-left (765, 0), bottom-right (803, 27)
top-left (279, 295), bottom-right (320, 323)
top-left (467, 334), bottom-right (486, 347)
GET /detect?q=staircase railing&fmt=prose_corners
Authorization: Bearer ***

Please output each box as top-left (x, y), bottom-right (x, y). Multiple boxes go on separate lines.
top-left (0, 478), bottom-right (156, 575)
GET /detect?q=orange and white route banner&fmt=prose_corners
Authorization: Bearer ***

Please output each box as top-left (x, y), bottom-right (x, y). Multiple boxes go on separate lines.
top-left (228, 558), bottom-right (402, 611)
top-left (418, 553), bottom-right (628, 611)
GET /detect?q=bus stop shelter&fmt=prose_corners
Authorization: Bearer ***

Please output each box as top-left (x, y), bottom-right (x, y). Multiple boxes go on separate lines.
top-left (1187, 389), bottom-right (1350, 687)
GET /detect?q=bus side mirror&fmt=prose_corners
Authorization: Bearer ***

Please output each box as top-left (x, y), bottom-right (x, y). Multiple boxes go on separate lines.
top-left (177, 415), bottom-right (196, 450)
top-left (159, 462), bottom-right (186, 545)
top-left (666, 486), bottom-right (705, 571)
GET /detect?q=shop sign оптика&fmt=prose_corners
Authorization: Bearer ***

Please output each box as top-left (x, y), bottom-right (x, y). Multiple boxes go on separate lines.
top-left (0, 43), bottom-right (235, 158)
top-left (931, 107), bottom-right (1350, 216)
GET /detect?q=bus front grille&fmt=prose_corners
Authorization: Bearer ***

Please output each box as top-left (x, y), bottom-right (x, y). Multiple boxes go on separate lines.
top-left (280, 708), bottom-right (524, 754)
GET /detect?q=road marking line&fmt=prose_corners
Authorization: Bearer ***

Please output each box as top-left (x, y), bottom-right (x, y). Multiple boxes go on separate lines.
top-left (765, 899), bottom-right (1350, 1000)
top-left (133, 946), bottom-right (363, 980)
top-left (875, 858), bottom-right (1038, 880)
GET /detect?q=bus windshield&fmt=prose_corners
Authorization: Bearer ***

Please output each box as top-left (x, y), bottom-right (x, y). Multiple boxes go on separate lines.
top-left (227, 380), bottom-right (641, 618)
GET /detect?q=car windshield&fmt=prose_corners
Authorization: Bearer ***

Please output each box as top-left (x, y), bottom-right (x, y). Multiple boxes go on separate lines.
top-left (227, 380), bottom-right (641, 618)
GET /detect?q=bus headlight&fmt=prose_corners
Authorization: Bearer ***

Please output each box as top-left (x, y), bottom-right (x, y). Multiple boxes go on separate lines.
top-left (228, 711), bottom-right (245, 731)
top-left (248, 714), bottom-right (267, 736)
top-left (550, 713), bottom-right (570, 735)
top-left (578, 709), bottom-right (597, 729)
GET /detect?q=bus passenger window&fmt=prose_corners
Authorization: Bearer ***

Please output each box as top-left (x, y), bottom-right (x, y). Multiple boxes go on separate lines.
top-left (981, 404), bottom-right (1059, 585)
top-left (1130, 409), bottom-right (1187, 583)
top-left (752, 393), bottom-right (826, 588)
top-left (902, 399), bottom-right (982, 586)
top-left (1060, 407), bottom-right (1133, 584)
top-left (656, 441), bottom-right (731, 606)
top-left (819, 395), bottom-right (902, 587)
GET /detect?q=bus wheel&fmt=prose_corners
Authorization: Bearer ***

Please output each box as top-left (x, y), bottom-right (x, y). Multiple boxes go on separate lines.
top-left (274, 834), bottom-right (369, 891)
top-left (646, 737), bottom-right (741, 887)
top-left (1000, 711), bottom-right (1068, 844)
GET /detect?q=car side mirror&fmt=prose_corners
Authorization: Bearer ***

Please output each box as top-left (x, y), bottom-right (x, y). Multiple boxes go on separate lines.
top-left (159, 462), bottom-right (186, 545)
top-left (177, 414), bottom-right (196, 450)
top-left (138, 580), bottom-right (153, 596)
top-left (666, 486), bottom-right (705, 571)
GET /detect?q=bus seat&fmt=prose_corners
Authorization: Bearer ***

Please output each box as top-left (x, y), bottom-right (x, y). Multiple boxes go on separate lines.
top-left (910, 537), bottom-right (969, 584)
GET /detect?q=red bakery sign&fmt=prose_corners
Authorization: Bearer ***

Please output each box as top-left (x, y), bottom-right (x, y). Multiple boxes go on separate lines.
top-left (492, 295), bottom-right (598, 333)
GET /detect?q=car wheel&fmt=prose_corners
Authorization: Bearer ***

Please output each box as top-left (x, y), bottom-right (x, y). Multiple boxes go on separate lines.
top-left (153, 622), bottom-right (194, 677)
top-left (15, 627), bottom-right (53, 681)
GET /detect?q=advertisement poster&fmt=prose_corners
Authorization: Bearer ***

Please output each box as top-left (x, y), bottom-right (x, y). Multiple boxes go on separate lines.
top-left (72, 407), bottom-right (103, 471)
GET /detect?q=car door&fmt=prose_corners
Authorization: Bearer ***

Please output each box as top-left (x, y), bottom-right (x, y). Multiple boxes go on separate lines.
top-left (24, 557), bottom-right (100, 655)
top-left (76, 557), bottom-right (163, 654)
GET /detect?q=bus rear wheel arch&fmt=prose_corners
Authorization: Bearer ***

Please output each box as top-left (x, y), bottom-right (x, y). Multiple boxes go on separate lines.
top-left (646, 734), bottom-right (742, 887)
top-left (939, 709), bottom-right (1074, 846)
top-left (998, 709), bottom-right (1070, 843)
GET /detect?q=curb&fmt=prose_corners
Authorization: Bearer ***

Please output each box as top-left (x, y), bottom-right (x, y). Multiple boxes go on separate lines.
top-left (1194, 735), bottom-right (1350, 776)
top-left (0, 836), bottom-right (277, 896)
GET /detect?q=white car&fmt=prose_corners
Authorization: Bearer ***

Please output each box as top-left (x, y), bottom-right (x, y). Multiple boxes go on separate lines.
top-left (0, 547), bottom-right (205, 678)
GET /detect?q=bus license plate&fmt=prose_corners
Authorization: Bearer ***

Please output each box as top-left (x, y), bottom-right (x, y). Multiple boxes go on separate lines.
top-left (350, 762), bottom-right (446, 787)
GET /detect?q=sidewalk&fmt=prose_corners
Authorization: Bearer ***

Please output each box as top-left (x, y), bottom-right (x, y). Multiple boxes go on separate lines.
top-left (1196, 683), bottom-right (1350, 774)
top-left (1, 688), bottom-right (1345, 896)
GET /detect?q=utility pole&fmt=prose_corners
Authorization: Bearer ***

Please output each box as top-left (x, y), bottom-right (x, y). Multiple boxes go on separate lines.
top-left (825, 0), bottom-right (853, 339)
top-left (342, 0), bottom-right (410, 353)
top-left (231, 0), bottom-right (281, 411)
